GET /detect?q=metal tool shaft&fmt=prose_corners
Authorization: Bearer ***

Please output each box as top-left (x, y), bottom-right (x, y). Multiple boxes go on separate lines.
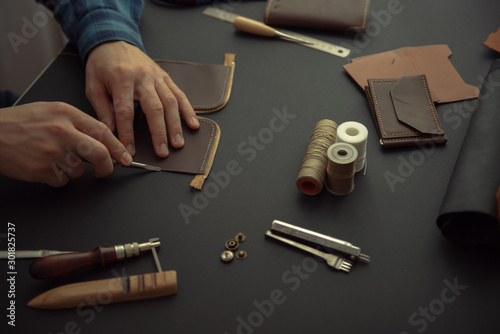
top-left (265, 231), bottom-right (353, 272)
top-left (271, 220), bottom-right (371, 263)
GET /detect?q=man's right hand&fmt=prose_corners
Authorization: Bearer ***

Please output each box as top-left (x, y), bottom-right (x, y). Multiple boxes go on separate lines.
top-left (0, 102), bottom-right (132, 187)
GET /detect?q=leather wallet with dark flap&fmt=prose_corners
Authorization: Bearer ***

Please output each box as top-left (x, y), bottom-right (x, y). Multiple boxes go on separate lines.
top-left (264, 0), bottom-right (371, 32)
top-left (364, 75), bottom-right (447, 147)
top-left (155, 53), bottom-right (235, 114)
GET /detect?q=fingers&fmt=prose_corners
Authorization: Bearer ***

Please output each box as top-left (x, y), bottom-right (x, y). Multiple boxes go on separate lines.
top-left (85, 41), bottom-right (199, 158)
top-left (139, 81), bottom-right (171, 157)
top-left (142, 73), bottom-right (200, 157)
top-left (86, 78), bottom-right (116, 132)
top-left (73, 113), bottom-right (133, 178)
top-left (164, 74), bottom-right (200, 131)
top-left (112, 89), bottom-right (136, 156)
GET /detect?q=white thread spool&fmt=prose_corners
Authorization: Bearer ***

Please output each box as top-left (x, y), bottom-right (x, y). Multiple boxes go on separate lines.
top-left (336, 122), bottom-right (368, 173)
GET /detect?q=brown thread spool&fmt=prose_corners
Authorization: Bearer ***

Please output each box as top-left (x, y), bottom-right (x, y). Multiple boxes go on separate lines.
top-left (326, 143), bottom-right (358, 196)
top-left (296, 119), bottom-right (338, 195)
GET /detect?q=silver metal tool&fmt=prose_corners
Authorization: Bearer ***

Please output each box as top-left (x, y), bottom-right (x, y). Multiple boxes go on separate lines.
top-left (202, 7), bottom-right (350, 58)
top-left (114, 239), bottom-right (161, 260)
top-left (149, 237), bottom-right (163, 272)
top-left (265, 231), bottom-right (353, 273)
top-left (129, 161), bottom-right (162, 172)
top-left (271, 220), bottom-right (371, 263)
top-left (0, 250), bottom-right (73, 259)
top-left (112, 159), bottom-right (162, 172)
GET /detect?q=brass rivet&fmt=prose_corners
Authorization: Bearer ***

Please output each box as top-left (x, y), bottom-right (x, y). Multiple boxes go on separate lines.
top-left (236, 250), bottom-right (247, 260)
top-left (221, 250), bottom-right (234, 262)
top-left (235, 232), bottom-right (246, 243)
top-left (225, 239), bottom-right (239, 251)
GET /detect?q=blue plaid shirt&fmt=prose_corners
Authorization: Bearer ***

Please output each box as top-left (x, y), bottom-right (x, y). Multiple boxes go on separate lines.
top-left (38, 0), bottom-right (146, 62)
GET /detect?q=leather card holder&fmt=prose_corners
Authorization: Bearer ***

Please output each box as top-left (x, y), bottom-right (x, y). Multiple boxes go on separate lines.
top-left (264, 0), bottom-right (371, 32)
top-left (364, 75), bottom-right (447, 147)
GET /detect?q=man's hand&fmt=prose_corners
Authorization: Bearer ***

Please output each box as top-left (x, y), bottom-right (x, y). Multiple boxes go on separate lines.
top-left (85, 41), bottom-right (200, 158)
top-left (0, 102), bottom-right (133, 187)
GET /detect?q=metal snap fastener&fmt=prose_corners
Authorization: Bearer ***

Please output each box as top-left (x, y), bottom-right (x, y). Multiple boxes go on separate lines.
top-left (235, 250), bottom-right (247, 260)
top-left (235, 233), bottom-right (246, 243)
top-left (225, 239), bottom-right (239, 251)
top-left (221, 250), bottom-right (234, 262)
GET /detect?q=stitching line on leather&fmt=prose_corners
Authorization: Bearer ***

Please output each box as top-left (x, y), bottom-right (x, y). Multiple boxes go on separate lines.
top-left (370, 79), bottom-right (418, 137)
top-left (421, 76), bottom-right (443, 131)
top-left (193, 66), bottom-right (230, 109)
top-left (197, 118), bottom-right (215, 172)
top-left (350, 0), bottom-right (371, 30)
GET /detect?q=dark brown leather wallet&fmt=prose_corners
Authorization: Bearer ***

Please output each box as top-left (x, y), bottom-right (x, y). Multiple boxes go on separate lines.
top-left (264, 0), bottom-right (371, 32)
top-left (132, 54), bottom-right (234, 189)
top-left (133, 117), bottom-right (220, 190)
top-left (156, 53), bottom-right (235, 114)
top-left (365, 75), bottom-right (447, 147)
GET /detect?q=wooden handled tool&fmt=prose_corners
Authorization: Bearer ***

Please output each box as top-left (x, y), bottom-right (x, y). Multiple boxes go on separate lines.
top-left (28, 237), bottom-right (176, 309)
top-left (27, 270), bottom-right (178, 309)
top-left (29, 239), bottom-right (160, 280)
top-left (233, 17), bottom-right (311, 44)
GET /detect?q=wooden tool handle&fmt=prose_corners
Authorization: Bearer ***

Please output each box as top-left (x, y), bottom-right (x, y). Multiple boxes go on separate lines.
top-left (233, 17), bottom-right (276, 38)
top-left (27, 271), bottom-right (178, 309)
top-left (29, 246), bottom-right (117, 280)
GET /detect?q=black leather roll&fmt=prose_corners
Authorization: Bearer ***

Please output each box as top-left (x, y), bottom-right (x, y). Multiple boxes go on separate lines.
top-left (437, 59), bottom-right (500, 246)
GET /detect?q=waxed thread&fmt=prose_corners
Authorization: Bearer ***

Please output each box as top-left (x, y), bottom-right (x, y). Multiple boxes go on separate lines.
top-left (326, 143), bottom-right (358, 196)
top-left (296, 119), bottom-right (338, 195)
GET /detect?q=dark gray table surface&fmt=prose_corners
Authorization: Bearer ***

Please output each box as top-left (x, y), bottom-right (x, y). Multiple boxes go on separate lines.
top-left (2, 1), bottom-right (500, 333)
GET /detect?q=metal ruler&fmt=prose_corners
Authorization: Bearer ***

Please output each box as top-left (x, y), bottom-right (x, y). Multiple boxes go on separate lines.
top-left (202, 7), bottom-right (350, 58)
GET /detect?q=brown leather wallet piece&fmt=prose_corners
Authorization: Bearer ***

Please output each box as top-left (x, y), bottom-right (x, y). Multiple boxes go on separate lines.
top-left (130, 54), bottom-right (234, 189)
top-left (264, 0), bottom-right (371, 32)
top-left (365, 75), bottom-right (447, 147)
top-left (133, 116), bottom-right (220, 189)
top-left (156, 53), bottom-right (235, 113)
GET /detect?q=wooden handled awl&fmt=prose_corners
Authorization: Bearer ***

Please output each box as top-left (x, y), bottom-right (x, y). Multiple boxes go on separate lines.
top-left (28, 237), bottom-right (176, 310)
top-left (27, 270), bottom-right (177, 309)
top-left (29, 239), bottom-right (161, 280)
top-left (233, 17), bottom-right (311, 45)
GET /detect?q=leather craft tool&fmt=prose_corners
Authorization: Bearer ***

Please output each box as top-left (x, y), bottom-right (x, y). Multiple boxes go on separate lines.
top-left (265, 231), bottom-right (353, 273)
top-left (270, 220), bottom-right (371, 263)
top-left (202, 7), bottom-right (350, 58)
top-left (0, 250), bottom-right (72, 259)
top-left (113, 159), bottom-right (162, 172)
top-left (233, 16), bottom-right (312, 45)
top-left (28, 239), bottom-right (161, 280)
top-left (27, 238), bottom-right (177, 310)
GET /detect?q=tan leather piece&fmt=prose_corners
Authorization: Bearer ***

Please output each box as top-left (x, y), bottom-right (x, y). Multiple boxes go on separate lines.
top-left (484, 28), bottom-right (500, 53)
top-left (344, 45), bottom-right (479, 104)
top-left (365, 75), bottom-right (447, 147)
top-left (264, 0), bottom-right (370, 32)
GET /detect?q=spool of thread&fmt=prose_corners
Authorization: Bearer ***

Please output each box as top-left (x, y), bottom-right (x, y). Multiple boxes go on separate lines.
top-left (326, 143), bottom-right (358, 196)
top-left (336, 121), bottom-right (368, 173)
top-left (296, 119), bottom-right (338, 195)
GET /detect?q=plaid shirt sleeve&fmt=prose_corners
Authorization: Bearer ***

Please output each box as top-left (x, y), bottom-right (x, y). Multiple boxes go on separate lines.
top-left (37, 0), bottom-right (146, 62)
